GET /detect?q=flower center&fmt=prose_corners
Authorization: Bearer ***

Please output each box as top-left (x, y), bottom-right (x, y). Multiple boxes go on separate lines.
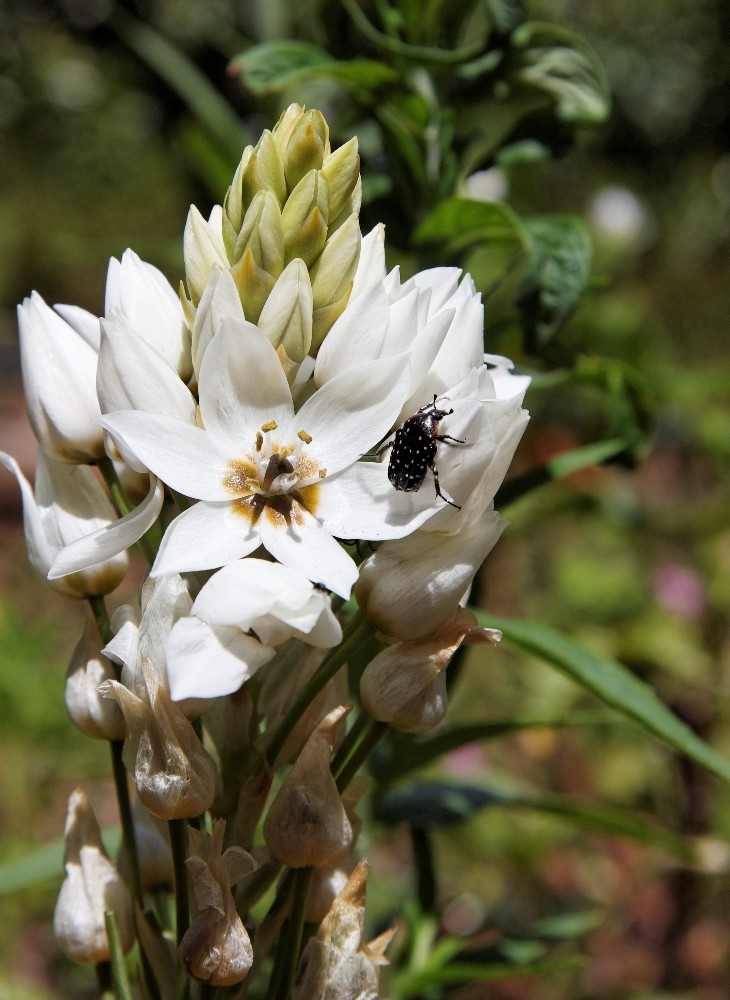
top-left (222, 421), bottom-right (325, 522)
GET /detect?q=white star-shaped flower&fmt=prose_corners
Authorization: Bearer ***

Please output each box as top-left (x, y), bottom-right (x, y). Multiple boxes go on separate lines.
top-left (101, 317), bottom-right (442, 597)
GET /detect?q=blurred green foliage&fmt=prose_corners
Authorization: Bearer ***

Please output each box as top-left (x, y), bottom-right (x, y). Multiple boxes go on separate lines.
top-left (1, 0), bottom-right (729, 997)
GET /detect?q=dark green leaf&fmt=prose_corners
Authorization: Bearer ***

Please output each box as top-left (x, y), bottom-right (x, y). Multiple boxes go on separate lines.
top-left (477, 614), bottom-right (730, 785)
top-left (511, 21), bottom-right (611, 125)
top-left (414, 197), bottom-right (526, 252)
top-left (520, 214), bottom-right (593, 347)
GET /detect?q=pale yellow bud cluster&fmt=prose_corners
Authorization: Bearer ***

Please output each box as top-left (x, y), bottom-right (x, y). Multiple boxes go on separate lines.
top-left (185, 104), bottom-right (362, 368)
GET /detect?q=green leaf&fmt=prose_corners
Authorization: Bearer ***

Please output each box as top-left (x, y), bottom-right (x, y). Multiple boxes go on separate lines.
top-left (373, 713), bottom-right (609, 782)
top-left (376, 780), bottom-right (691, 856)
top-left (477, 614), bottom-right (730, 785)
top-left (0, 828), bottom-right (121, 895)
top-left (414, 197), bottom-right (526, 253)
top-left (494, 436), bottom-right (634, 506)
top-left (519, 214), bottom-right (593, 346)
top-left (396, 955), bottom-right (583, 996)
top-left (105, 911), bottom-right (133, 1000)
top-left (230, 41), bottom-right (398, 95)
top-left (512, 21), bottom-right (611, 125)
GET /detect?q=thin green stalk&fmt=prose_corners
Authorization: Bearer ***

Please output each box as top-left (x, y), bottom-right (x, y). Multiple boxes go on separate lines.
top-left (169, 819), bottom-right (190, 949)
top-left (110, 741), bottom-right (144, 906)
top-left (267, 868), bottom-right (314, 1000)
top-left (334, 714), bottom-right (389, 792)
top-left (104, 910), bottom-right (133, 1000)
top-left (265, 612), bottom-right (371, 768)
top-left (88, 594), bottom-right (114, 647)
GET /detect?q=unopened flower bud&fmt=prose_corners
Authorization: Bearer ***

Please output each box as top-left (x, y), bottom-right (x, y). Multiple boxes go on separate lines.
top-left (101, 660), bottom-right (217, 819)
top-left (293, 859), bottom-right (394, 999)
top-left (242, 130), bottom-right (287, 209)
top-left (322, 137), bottom-right (360, 223)
top-left (223, 146), bottom-right (254, 253)
top-left (54, 788), bottom-right (134, 964)
top-left (178, 820), bottom-right (256, 986)
top-left (282, 169), bottom-right (329, 267)
top-left (18, 293), bottom-right (104, 463)
top-left (65, 610), bottom-right (125, 740)
top-left (264, 706), bottom-right (352, 868)
top-left (184, 206), bottom-right (229, 306)
top-left (0, 451), bottom-right (128, 599)
top-left (257, 259), bottom-right (313, 364)
top-left (281, 109), bottom-right (330, 192)
top-left (328, 175), bottom-right (363, 234)
top-left (310, 214), bottom-right (361, 352)
top-left (118, 802), bottom-right (174, 892)
top-left (360, 609), bottom-right (502, 732)
top-left (233, 190), bottom-right (285, 278)
top-left (230, 248), bottom-right (276, 325)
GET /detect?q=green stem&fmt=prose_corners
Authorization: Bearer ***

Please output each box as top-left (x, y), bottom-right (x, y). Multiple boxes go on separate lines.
top-left (334, 714), bottom-right (389, 792)
top-left (268, 868), bottom-right (314, 1000)
top-left (110, 741), bottom-right (144, 906)
top-left (88, 594), bottom-right (114, 648)
top-left (265, 612), bottom-right (371, 768)
top-left (169, 819), bottom-right (190, 948)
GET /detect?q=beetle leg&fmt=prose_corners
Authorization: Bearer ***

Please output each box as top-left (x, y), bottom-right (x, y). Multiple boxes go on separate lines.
top-left (436, 433), bottom-right (465, 445)
top-left (430, 461), bottom-right (461, 510)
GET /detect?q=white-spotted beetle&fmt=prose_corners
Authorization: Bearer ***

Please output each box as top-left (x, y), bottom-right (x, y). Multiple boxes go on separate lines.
top-left (379, 395), bottom-right (465, 509)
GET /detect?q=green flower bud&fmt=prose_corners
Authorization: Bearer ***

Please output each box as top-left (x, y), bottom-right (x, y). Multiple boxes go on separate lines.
top-left (229, 248), bottom-right (276, 325)
top-left (184, 206), bottom-right (229, 306)
top-left (322, 137), bottom-right (360, 223)
top-left (233, 190), bottom-right (285, 279)
top-left (257, 259), bottom-right (313, 363)
top-left (328, 175), bottom-right (362, 234)
top-left (282, 109), bottom-right (330, 192)
top-left (242, 130), bottom-right (287, 209)
top-left (310, 213), bottom-right (361, 310)
top-left (223, 146), bottom-right (254, 255)
top-left (282, 169), bottom-right (329, 267)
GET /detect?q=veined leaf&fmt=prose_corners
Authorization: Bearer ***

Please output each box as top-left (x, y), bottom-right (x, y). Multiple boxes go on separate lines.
top-left (477, 614), bottom-right (730, 785)
top-left (230, 41), bottom-right (397, 95)
top-left (414, 197), bottom-right (527, 253)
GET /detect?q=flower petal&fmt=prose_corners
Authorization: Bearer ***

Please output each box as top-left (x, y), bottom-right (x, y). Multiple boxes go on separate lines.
top-left (48, 475), bottom-right (164, 579)
top-left (197, 319), bottom-right (294, 454)
top-left (258, 504), bottom-right (358, 599)
top-left (151, 502), bottom-right (261, 576)
top-left (100, 412), bottom-right (232, 500)
top-left (292, 354), bottom-right (411, 477)
top-left (166, 617), bottom-right (274, 700)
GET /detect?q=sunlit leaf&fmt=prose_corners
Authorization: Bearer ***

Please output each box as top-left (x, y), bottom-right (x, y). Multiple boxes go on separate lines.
top-left (477, 614), bottom-right (730, 785)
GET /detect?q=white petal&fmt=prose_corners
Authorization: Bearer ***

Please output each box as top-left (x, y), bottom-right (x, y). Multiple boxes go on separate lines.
top-left (315, 462), bottom-right (440, 540)
top-left (53, 304), bottom-right (101, 351)
top-left (197, 319), bottom-right (294, 453)
top-left (106, 251), bottom-right (190, 377)
top-left (292, 354), bottom-right (411, 477)
top-left (138, 573), bottom-right (193, 666)
top-left (166, 617), bottom-right (274, 700)
top-left (151, 502), bottom-right (261, 576)
top-left (259, 504), bottom-right (358, 599)
top-left (192, 559), bottom-right (288, 628)
top-left (97, 312), bottom-right (197, 423)
top-left (350, 224), bottom-right (386, 299)
top-left (313, 280), bottom-right (390, 386)
top-left (100, 412), bottom-right (232, 500)
top-left (191, 268), bottom-right (245, 377)
top-left (48, 475), bottom-right (164, 579)
top-left (0, 451), bottom-right (55, 576)
top-left (18, 292), bottom-right (103, 462)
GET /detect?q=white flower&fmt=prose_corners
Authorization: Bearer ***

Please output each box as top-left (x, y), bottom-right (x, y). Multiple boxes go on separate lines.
top-left (165, 558), bottom-right (342, 700)
top-left (105, 249), bottom-right (191, 380)
top-left (100, 317), bottom-right (443, 598)
top-left (17, 292), bottom-right (103, 463)
top-left (0, 450), bottom-right (127, 598)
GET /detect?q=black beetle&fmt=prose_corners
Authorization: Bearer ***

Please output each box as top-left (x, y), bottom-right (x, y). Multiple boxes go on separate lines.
top-left (379, 395), bottom-right (465, 509)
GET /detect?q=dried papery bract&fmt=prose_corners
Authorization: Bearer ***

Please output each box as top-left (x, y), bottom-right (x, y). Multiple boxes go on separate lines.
top-left (293, 858), bottom-right (394, 1000)
top-left (360, 608), bottom-right (502, 732)
top-left (54, 788), bottom-right (134, 964)
top-left (178, 819), bottom-right (256, 986)
top-left (264, 705), bottom-right (352, 868)
top-left (65, 608), bottom-right (125, 741)
top-left (101, 659), bottom-right (216, 820)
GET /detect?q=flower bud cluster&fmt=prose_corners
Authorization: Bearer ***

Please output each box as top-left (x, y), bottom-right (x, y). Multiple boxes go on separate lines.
top-left (185, 104), bottom-right (362, 369)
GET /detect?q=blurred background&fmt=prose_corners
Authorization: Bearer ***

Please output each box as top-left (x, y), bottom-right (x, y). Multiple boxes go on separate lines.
top-left (1, 1), bottom-right (729, 998)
